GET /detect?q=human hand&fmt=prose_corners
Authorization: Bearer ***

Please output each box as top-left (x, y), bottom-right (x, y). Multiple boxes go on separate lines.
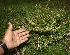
top-left (1, 22), bottom-right (29, 49)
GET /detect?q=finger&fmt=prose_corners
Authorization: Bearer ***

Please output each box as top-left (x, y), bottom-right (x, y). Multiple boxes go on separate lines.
top-left (21, 38), bottom-right (28, 43)
top-left (18, 31), bottom-right (29, 37)
top-left (19, 34), bottom-right (29, 41)
top-left (20, 37), bottom-right (23, 40)
top-left (15, 29), bottom-right (26, 34)
top-left (19, 34), bottom-right (29, 40)
top-left (8, 22), bottom-right (13, 30)
top-left (22, 34), bottom-right (30, 39)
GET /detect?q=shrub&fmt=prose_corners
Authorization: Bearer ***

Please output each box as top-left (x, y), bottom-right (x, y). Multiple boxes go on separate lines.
top-left (0, 0), bottom-right (70, 55)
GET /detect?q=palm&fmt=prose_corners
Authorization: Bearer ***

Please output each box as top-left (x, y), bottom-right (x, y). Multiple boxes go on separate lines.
top-left (2, 22), bottom-right (29, 49)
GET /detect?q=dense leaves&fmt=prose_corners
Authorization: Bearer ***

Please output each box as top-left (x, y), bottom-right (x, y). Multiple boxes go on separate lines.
top-left (0, 0), bottom-right (70, 55)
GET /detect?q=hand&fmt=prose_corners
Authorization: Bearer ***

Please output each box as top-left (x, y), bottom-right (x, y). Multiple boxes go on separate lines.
top-left (1, 22), bottom-right (29, 49)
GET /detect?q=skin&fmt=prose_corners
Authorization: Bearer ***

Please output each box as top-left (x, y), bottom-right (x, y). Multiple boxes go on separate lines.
top-left (0, 22), bottom-right (30, 55)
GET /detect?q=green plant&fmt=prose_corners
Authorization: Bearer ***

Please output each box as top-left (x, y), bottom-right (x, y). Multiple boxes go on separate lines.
top-left (0, 0), bottom-right (70, 55)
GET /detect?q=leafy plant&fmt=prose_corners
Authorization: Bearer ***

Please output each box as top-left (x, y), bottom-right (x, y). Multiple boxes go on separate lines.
top-left (0, 0), bottom-right (70, 55)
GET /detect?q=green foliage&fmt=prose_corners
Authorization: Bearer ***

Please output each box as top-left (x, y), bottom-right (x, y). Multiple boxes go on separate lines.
top-left (0, 0), bottom-right (70, 55)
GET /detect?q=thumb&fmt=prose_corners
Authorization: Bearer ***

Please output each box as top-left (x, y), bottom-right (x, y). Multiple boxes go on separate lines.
top-left (8, 22), bottom-right (13, 30)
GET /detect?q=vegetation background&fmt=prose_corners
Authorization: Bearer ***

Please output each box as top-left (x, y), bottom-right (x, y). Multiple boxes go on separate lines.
top-left (0, 0), bottom-right (70, 55)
